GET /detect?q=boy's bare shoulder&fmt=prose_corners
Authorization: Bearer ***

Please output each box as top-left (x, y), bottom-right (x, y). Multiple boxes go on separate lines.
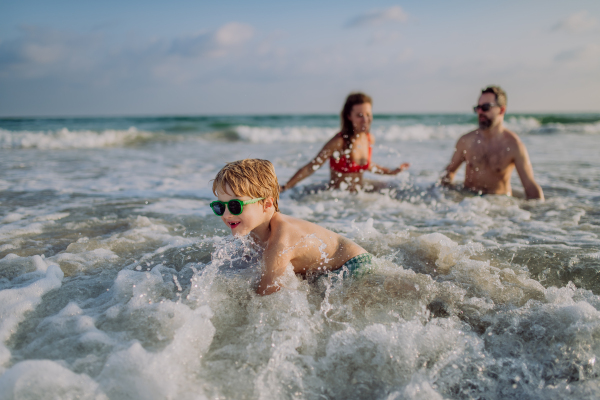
top-left (269, 213), bottom-right (330, 242)
top-left (268, 213), bottom-right (302, 244)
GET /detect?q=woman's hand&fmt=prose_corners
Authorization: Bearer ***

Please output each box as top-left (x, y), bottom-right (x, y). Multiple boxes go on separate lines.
top-left (390, 163), bottom-right (410, 174)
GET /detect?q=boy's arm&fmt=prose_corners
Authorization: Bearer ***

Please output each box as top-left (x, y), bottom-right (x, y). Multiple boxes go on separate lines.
top-left (256, 236), bottom-right (293, 295)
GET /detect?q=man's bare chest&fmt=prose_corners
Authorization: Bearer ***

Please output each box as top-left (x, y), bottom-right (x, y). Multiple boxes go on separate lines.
top-left (465, 143), bottom-right (513, 173)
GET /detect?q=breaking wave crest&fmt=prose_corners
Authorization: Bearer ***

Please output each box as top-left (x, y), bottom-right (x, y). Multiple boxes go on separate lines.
top-left (0, 127), bottom-right (153, 149)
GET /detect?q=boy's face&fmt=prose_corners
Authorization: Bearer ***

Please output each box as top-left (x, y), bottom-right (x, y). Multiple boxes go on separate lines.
top-left (215, 184), bottom-right (267, 237)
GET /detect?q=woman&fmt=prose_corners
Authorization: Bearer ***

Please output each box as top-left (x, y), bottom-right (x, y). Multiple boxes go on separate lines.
top-left (280, 92), bottom-right (409, 193)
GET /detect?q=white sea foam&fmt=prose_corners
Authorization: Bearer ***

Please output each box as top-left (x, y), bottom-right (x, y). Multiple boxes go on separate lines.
top-left (0, 360), bottom-right (108, 399)
top-left (0, 127), bottom-right (152, 149)
top-left (234, 118), bottom-right (556, 144)
top-left (1, 115), bottom-right (600, 398)
top-left (234, 124), bottom-right (473, 143)
top-left (376, 124), bottom-right (474, 141)
top-left (235, 125), bottom-right (337, 143)
top-left (531, 120), bottom-right (600, 135)
top-left (0, 255), bottom-right (64, 373)
top-left (505, 116), bottom-right (542, 132)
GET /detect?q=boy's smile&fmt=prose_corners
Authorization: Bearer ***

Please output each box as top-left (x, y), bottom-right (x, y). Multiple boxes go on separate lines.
top-left (227, 221), bottom-right (241, 229)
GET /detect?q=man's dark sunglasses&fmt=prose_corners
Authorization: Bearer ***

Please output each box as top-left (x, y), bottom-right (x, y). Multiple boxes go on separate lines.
top-left (473, 103), bottom-right (499, 113)
top-left (210, 197), bottom-right (264, 216)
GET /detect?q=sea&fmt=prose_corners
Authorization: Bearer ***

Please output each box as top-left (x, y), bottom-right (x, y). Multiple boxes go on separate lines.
top-left (1, 113), bottom-right (600, 399)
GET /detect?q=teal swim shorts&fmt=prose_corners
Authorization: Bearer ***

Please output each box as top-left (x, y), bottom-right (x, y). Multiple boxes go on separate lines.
top-left (329, 253), bottom-right (374, 280)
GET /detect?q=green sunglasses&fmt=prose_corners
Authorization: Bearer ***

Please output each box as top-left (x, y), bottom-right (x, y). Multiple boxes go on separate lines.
top-left (210, 197), bottom-right (265, 216)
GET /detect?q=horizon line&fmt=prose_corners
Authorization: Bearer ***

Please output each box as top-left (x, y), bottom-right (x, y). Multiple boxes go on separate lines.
top-left (2, 110), bottom-right (600, 119)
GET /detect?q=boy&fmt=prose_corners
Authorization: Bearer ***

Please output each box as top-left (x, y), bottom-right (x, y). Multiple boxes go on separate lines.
top-left (210, 159), bottom-right (373, 295)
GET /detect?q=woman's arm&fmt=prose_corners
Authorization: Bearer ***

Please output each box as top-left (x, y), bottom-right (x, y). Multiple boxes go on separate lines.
top-left (365, 134), bottom-right (409, 175)
top-left (281, 137), bottom-right (341, 191)
top-left (369, 162), bottom-right (410, 175)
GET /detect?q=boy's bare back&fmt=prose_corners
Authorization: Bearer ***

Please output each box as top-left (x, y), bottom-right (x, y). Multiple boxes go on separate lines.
top-left (210, 158), bottom-right (367, 296)
top-left (258, 213), bottom-right (366, 295)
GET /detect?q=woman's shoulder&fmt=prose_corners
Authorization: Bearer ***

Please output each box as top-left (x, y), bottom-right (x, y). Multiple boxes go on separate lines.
top-left (368, 132), bottom-right (375, 144)
top-left (325, 132), bottom-right (345, 147)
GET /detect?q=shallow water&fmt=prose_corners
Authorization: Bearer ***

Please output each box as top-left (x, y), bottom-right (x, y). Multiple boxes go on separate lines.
top-left (1, 114), bottom-right (600, 399)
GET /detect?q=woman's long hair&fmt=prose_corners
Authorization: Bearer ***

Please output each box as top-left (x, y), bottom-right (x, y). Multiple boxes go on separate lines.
top-left (340, 92), bottom-right (372, 150)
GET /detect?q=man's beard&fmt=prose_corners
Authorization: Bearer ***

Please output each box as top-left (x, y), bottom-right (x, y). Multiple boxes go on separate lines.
top-left (478, 116), bottom-right (492, 129)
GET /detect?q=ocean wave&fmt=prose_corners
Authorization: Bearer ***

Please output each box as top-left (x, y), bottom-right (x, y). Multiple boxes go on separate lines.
top-left (505, 116), bottom-right (600, 135)
top-left (235, 126), bottom-right (338, 143)
top-left (235, 124), bottom-right (480, 143)
top-left (4, 116), bottom-right (599, 149)
top-left (505, 116), bottom-right (542, 131)
top-left (0, 127), bottom-right (153, 149)
top-left (233, 117), bottom-right (566, 143)
top-left (529, 121), bottom-right (600, 135)
top-left (376, 124), bottom-right (475, 141)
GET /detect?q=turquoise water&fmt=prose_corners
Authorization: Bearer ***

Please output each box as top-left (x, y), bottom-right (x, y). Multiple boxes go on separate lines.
top-left (1, 113), bottom-right (600, 399)
top-left (2, 112), bottom-right (599, 136)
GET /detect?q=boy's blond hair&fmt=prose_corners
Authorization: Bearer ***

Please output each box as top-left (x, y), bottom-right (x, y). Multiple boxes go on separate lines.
top-left (212, 159), bottom-right (279, 212)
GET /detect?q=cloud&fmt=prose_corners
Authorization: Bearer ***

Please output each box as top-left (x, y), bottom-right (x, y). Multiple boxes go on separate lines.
top-left (0, 21), bottom-right (256, 85)
top-left (368, 31), bottom-right (402, 45)
top-left (169, 22), bottom-right (254, 58)
top-left (0, 26), bottom-right (101, 79)
top-left (555, 43), bottom-right (600, 64)
top-left (346, 6), bottom-right (408, 28)
top-left (552, 11), bottom-right (598, 33)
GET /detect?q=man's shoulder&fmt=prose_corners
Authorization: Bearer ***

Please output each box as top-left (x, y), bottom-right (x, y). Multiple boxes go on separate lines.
top-left (501, 128), bottom-right (524, 146)
top-left (457, 130), bottom-right (480, 144)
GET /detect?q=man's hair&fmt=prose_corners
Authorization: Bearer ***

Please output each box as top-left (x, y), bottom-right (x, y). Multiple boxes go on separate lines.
top-left (340, 92), bottom-right (373, 148)
top-left (481, 85), bottom-right (507, 107)
top-left (212, 159), bottom-right (279, 212)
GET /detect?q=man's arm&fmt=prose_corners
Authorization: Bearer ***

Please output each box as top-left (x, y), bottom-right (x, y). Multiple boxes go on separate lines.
top-left (281, 138), bottom-right (339, 192)
top-left (441, 139), bottom-right (466, 186)
top-left (514, 140), bottom-right (544, 200)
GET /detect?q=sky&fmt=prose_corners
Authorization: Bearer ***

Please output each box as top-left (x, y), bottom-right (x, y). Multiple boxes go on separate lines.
top-left (1, 0), bottom-right (599, 116)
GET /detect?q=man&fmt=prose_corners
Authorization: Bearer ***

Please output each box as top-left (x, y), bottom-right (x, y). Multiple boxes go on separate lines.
top-left (441, 86), bottom-right (544, 200)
